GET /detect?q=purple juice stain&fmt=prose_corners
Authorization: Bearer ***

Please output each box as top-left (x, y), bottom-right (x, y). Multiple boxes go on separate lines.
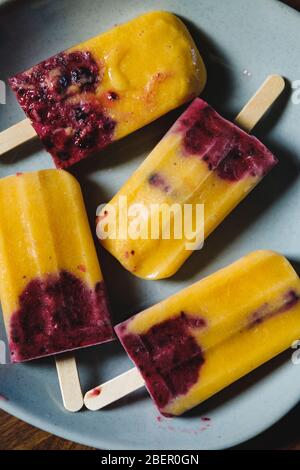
top-left (9, 271), bottom-right (114, 363)
top-left (248, 289), bottom-right (300, 328)
top-left (284, 290), bottom-right (300, 309)
top-left (148, 173), bottom-right (170, 193)
top-left (9, 51), bottom-right (116, 169)
top-left (116, 311), bottom-right (206, 415)
top-left (177, 98), bottom-right (277, 182)
top-left (88, 387), bottom-right (101, 397)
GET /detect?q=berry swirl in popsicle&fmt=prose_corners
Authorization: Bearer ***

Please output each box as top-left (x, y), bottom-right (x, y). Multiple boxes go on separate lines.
top-left (8, 11), bottom-right (206, 168)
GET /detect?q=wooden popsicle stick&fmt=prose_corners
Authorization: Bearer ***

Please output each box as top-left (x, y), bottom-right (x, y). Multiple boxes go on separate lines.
top-left (83, 75), bottom-right (285, 412)
top-left (55, 353), bottom-right (83, 412)
top-left (235, 75), bottom-right (285, 133)
top-left (0, 119), bottom-right (36, 156)
top-left (84, 367), bottom-right (144, 411)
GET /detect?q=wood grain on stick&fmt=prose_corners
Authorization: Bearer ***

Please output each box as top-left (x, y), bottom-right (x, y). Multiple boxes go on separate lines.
top-left (84, 368), bottom-right (144, 411)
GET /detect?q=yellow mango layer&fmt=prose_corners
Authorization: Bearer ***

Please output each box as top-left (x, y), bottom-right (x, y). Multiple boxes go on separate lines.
top-left (73, 11), bottom-right (206, 140)
top-left (115, 251), bottom-right (300, 416)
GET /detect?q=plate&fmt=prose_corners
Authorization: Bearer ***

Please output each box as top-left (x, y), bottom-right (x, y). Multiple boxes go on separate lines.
top-left (1, 0), bottom-right (300, 450)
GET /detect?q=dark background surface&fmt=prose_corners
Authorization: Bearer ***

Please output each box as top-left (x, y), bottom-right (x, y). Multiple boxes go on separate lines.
top-left (0, 0), bottom-right (300, 451)
top-left (283, 0), bottom-right (300, 8)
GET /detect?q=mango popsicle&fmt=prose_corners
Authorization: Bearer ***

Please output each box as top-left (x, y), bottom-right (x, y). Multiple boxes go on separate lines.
top-left (7, 11), bottom-right (206, 168)
top-left (97, 95), bottom-right (278, 280)
top-left (85, 251), bottom-right (300, 416)
top-left (0, 170), bottom-right (114, 363)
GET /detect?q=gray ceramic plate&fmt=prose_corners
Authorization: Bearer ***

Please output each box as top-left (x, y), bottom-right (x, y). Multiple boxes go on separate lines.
top-left (1, 0), bottom-right (300, 450)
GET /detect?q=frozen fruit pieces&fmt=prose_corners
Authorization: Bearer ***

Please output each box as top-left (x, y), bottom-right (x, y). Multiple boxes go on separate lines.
top-left (0, 170), bottom-right (113, 362)
top-left (9, 12), bottom-right (206, 168)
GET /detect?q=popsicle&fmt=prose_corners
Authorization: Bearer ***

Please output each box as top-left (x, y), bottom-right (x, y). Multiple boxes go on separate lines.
top-left (2, 11), bottom-right (206, 168)
top-left (84, 250), bottom-right (300, 416)
top-left (97, 76), bottom-right (284, 279)
top-left (0, 169), bottom-right (114, 410)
